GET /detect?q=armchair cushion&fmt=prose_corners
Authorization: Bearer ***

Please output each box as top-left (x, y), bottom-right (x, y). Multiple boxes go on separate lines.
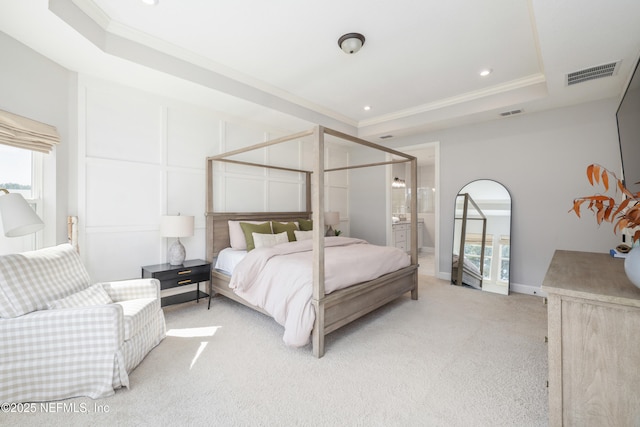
top-left (47, 283), bottom-right (112, 310)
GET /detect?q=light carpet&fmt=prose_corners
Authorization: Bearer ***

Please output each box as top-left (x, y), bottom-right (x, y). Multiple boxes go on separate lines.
top-left (5, 276), bottom-right (549, 426)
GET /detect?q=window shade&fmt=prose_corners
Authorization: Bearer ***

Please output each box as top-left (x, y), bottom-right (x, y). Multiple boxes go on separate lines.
top-left (467, 233), bottom-right (491, 244)
top-left (0, 109), bottom-right (59, 153)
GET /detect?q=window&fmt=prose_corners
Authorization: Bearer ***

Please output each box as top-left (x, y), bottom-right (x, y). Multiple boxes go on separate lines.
top-left (0, 145), bottom-right (33, 197)
top-left (499, 235), bottom-right (510, 283)
top-left (464, 233), bottom-right (511, 285)
top-left (464, 233), bottom-right (493, 279)
top-left (0, 145), bottom-right (41, 253)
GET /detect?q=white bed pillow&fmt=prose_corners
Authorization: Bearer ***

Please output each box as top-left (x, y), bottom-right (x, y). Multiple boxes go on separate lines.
top-left (293, 230), bottom-right (313, 241)
top-left (47, 283), bottom-right (112, 310)
top-left (228, 220), bottom-right (272, 250)
top-left (253, 231), bottom-right (289, 249)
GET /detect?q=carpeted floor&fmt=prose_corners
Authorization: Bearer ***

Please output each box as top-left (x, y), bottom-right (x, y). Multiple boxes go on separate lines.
top-left (5, 276), bottom-right (549, 426)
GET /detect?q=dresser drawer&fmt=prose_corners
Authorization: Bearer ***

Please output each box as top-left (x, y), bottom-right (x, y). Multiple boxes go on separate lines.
top-left (395, 229), bottom-right (407, 243)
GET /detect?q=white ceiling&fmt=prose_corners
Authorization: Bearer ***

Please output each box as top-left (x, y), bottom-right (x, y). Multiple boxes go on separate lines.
top-left (1, 0), bottom-right (639, 141)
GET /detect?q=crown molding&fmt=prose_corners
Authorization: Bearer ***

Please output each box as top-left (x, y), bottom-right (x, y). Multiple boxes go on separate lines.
top-left (359, 74), bottom-right (547, 128)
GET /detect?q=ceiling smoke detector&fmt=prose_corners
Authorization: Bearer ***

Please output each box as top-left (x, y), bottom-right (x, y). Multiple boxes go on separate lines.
top-left (338, 33), bottom-right (365, 54)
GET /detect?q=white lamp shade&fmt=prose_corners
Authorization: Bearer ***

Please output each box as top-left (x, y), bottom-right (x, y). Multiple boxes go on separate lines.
top-left (0, 192), bottom-right (45, 237)
top-left (324, 211), bottom-right (340, 226)
top-left (160, 215), bottom-right (194, 238)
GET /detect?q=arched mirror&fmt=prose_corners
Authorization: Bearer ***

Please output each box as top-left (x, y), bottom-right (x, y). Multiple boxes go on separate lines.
top-left (452, 180), bottom-right (511, 295)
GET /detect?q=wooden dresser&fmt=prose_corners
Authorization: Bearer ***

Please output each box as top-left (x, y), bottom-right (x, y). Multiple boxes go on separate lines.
top-left (542, 250), bottom-right (640, 426)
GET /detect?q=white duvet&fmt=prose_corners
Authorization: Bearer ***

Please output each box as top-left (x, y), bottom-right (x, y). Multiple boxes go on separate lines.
top-left (229, 236), bottom-right (411, 347)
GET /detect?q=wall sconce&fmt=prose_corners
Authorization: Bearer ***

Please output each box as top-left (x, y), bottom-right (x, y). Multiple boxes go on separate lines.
top-left (0, 189), bottom-right (44, 237)
top-left (324, 211), bottom-right (340, 237)
top-left (392, 177), bottom-right (406, 188)
top-left (160, 214), bottom-right (194, 265)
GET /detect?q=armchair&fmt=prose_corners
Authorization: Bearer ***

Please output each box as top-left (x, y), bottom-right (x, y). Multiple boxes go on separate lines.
top-left (0, 244), bottom-right (166, 403)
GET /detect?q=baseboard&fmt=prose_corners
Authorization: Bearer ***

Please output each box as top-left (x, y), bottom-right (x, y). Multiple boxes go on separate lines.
top-left (510, 282), bottom-right (547, 297)
top-left (437, 272), bottom-right (451, 281)
top-left (436, 272), bottom-right (546, 298)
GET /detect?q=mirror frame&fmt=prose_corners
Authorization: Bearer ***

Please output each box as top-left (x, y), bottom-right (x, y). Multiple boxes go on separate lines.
top-left (451, 179), bottom-right (511, 295)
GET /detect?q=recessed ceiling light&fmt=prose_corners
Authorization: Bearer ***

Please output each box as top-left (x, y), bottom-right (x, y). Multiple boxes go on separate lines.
top-left (480, 69), bottom-right (492, 77)
top-left (141, 0), bottom-right (159, 5)
top-left (364, 105), bottom-right (371, 111)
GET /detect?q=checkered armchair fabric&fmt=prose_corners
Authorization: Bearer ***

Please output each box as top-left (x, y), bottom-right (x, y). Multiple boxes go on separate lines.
top-left (101, 278), bottom-right (161, 301)
top-left (0, 244), bottom-right (166, 403)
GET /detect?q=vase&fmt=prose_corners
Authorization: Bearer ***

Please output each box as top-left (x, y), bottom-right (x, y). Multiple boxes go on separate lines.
top-left (623, 246), bottom-right (640, 288)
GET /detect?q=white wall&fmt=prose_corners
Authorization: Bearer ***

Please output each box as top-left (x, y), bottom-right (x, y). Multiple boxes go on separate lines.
top-left (75, 77), bottom-right (351, 283)
top-left (76, 76), bottom-right (310, 282)
top-left (348, 147), bottom-right (387, 246)
top-left (387, 98), bottom-right (622, 292)
top-left (0, 32), bottom-right (70, 251)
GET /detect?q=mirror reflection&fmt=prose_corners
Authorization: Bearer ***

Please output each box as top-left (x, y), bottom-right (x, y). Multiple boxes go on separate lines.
top-left (452, 180), bottom-right (511, 295)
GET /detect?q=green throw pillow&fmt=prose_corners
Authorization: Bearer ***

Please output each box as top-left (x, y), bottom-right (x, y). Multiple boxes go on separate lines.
top-left (240, 222), bottom-right (272, 251)
top-left (298, 218), bottom-right (313, 231)
top-left (272, 221), bottom-right (299, 242)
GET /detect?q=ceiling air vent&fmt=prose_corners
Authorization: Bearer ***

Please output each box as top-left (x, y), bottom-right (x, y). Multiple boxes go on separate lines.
top-left (499, 109), bottom-right (523, 117)
top-left (566, 61), bottom-right (619, 86)
top-left (379, 135), bottom-right (393, 139)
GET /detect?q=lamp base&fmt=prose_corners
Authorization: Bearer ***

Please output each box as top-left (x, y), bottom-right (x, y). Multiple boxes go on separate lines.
top-left (325, 226), bottom-right (335, 237)
top-left (168, 239), bottom-right (186, 265)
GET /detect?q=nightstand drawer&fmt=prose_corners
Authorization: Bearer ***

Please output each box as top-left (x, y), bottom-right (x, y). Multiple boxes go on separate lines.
top-left (153, 265), bottom-right (210, 282)
top-left (159, 271), bottom-right (211, 290)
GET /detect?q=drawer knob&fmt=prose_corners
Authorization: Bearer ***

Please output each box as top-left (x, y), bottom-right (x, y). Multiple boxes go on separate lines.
top-left (178, 270), bottom-right (192, 275)
top-left (178, 279), bottom-right (192, 285)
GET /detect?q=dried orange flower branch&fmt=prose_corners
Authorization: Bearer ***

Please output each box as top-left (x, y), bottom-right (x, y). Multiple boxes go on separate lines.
top-left (569, 164), bottom-right (640, 243)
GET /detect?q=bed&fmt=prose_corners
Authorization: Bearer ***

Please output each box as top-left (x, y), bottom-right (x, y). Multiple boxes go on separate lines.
top-left (452, 192), bottom-right (487, 289)
top-left (205, 126), bottom-right (419, 357)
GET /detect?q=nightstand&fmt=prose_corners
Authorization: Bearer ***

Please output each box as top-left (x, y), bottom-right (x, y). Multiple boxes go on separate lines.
top-left (141, 259), bottom-right (211, 307)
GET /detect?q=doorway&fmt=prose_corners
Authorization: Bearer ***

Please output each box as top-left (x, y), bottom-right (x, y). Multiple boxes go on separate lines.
top-left (386, 141), bottom-right (440, 277)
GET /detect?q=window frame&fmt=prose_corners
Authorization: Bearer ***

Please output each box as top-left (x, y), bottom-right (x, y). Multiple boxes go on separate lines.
top-left (0, 146), bottom-right (44, 252)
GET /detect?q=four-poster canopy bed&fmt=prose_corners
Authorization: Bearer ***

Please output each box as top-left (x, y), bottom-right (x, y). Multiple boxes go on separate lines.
top-left (205, 126), bottom-right (419, 357)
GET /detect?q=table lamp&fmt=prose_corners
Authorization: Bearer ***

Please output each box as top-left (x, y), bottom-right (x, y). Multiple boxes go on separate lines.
top-left (160, 214), bottom-right (194, 265)
top-left (324, 211), bottom-right (340, 237)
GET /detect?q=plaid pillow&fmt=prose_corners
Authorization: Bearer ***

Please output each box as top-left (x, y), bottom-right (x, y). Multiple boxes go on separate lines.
top-left (47, 284), bottom-right (112, 310)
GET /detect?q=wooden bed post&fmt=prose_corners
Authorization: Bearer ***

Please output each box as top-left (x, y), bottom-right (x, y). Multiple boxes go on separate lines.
top-left (311, 125), bottom-right (326, 358)
top-left (305, 171), bottom-right (312, 213)
top-left (206, 157), bottom-right (214, 263)
top-left (410, 157), bottom-right (419, 300)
